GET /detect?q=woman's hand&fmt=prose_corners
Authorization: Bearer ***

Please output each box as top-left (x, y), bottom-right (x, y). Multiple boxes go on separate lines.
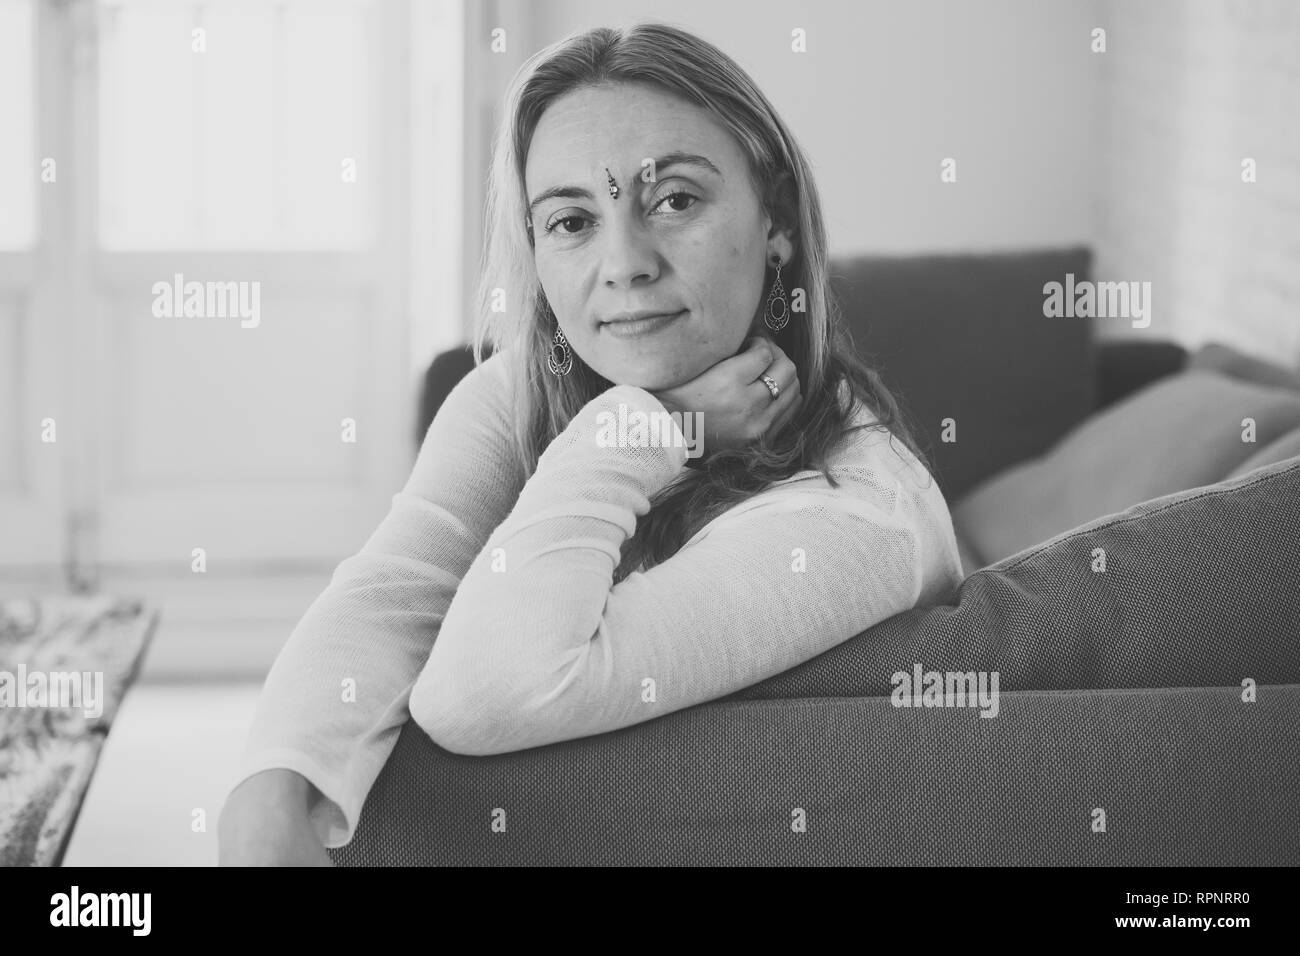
top-left (218, 769), bottom-right (335, 867)
top-left (649, 335), bottom-right (803, 457)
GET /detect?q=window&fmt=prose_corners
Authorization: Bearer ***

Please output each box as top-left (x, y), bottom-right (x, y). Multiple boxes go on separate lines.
top-left (97, 0), bottom-right (379, 249)
top-left (0, 0), bottom-right (36, 249)
top-left (1, 0), bottom-right (466, 627)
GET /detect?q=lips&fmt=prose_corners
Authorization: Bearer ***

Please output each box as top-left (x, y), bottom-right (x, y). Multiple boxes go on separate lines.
top-left (600, 310), bottom-right (684, 338)
top-left (602, 310), bottom-right (682, 325)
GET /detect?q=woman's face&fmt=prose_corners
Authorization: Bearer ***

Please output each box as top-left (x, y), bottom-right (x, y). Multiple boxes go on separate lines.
top-left (525, 82), bottom-right (793, 391)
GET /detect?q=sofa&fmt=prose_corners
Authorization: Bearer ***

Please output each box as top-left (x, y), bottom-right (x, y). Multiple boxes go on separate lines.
top-left (330, 247), bottom-right (1300, 866)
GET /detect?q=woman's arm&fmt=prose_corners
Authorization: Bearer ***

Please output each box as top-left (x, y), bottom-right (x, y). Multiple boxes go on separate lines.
top-left (225, 350), bottom-right (527, 849)
top-left (218, 769), bottom-right (334, 866)
top-left (410, 382), bottom-right (956, 756)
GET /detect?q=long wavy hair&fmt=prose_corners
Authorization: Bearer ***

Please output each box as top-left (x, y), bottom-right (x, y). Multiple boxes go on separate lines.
top-left (472, 20), bottom-right (932, 582)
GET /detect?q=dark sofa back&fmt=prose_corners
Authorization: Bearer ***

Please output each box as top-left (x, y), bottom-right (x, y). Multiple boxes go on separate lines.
top-left (829, 247), bottom-right (1096, 499)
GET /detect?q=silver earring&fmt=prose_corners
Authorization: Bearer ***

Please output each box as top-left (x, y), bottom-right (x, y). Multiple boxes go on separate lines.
top-left (763, 254), bottom-right (789, 332)
top-left (547, 326), bottom-right (573, 376)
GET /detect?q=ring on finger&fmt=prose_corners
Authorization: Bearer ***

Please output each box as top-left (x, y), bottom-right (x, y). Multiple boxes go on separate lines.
top-left (759, 374), bottom-right (780, 401)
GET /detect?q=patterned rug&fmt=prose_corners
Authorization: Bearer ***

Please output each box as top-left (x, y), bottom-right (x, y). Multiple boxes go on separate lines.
top-left (0, 596), bottom-right (158, 866)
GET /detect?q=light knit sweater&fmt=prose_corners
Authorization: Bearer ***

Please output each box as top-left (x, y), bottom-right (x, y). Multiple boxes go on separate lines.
top-left (232, 349), bottom-right (965, 847)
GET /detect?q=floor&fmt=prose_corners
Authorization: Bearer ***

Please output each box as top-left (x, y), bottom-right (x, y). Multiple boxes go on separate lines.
top-left (57, 572), bottom-right (324, 866)
top-left (62, 681), bottom-right (264, 867)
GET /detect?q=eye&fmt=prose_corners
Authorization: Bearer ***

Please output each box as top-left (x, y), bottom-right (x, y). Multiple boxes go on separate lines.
top-left (652, 188), bottom-right (699, 215)
top-left (543, 213), bottom-right (590, 236)
top-left (540, 189), bottom-right (700, 238)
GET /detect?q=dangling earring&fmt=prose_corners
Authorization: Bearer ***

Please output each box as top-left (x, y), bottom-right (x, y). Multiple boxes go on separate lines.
top-left (547, 325), bottom-right (573, 376)
top-left (763, 254), bottom-right (789, 332)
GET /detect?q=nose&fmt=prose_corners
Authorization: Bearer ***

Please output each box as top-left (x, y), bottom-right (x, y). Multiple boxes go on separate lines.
top-left (599, 210), bottom-right (661, 290)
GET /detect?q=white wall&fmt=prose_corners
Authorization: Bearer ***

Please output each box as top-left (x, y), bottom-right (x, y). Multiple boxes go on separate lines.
top-left (1094, 0), bottom-right (1300, 366)
top-left (476, 0), bottom-right (1300, 368)
top-left (513, 0), bottom-right (1101, 256)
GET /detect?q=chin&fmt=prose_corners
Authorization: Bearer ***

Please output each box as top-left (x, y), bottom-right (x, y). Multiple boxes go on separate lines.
top-left (597, 350), bottom-right (711, 392)
top-left (610, 372), bottom-right (668, 391)
top-left (635, 368), bottom-right (702, 392)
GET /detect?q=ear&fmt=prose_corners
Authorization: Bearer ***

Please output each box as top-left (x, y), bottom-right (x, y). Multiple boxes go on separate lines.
top-left (766, 170), bottom-right (798, 266)
top-left (768, 236), bottom-right (796, 270)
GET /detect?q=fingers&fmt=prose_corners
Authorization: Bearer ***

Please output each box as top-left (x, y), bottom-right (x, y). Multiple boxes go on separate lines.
top-left (693, 335), bottom-right (803, 448)
top-left (759, 375), bottom-right (802, 438)
top-left (750, 372), bottom-right (801, 445)
top-left (765, 384), bottom-right (803, 437)
top-left (735, 338), bottom-right (797, 440)
top-left (732, 335), bottom-right (777, 381)
top-left (750, 341), bottom-right (797, 406)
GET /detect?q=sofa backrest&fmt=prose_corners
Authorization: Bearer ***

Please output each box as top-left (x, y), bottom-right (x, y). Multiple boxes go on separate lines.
top-left (828, 246), bottom-right (1097, 500)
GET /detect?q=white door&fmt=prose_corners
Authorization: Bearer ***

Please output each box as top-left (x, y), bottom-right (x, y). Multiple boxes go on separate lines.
top-left (87, 0), bottom-right (413, 580)
top-left (0, 0), bottom-right (66, 587)
top-left (0, 0), bottom-right (470, 670)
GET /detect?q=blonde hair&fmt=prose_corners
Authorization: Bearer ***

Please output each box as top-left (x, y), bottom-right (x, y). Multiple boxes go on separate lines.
top-left (472, 20), bottom-right (928, 580)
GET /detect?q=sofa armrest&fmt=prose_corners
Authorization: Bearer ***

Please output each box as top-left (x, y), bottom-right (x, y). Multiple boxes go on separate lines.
top-left (1092, 339), bottom-right (1188, 411)
top-left (328, 684), bottom-right (1300, 866)
top-left (329, 457), bottom-right (1300, 866)
top-left (416, 344), bottom-right (490, 447)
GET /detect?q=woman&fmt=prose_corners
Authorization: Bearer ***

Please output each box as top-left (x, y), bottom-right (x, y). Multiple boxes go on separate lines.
top-left (219, 21), bottom-right (964, 865)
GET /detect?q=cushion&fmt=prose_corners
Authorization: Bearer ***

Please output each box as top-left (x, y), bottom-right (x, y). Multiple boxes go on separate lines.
top-left (1229, 430), bottom-right (1300, 480)
top-left (1189, 341), bottom-right (1300, 394)
top-left (330, 457), bottom-right (1300, 865)
top-left (829, 247), bottom-right (1096, 501)
top-left (735, 454), bottom-right (1300, 699)
top-left (952, 369), bottom-right (1300, 565)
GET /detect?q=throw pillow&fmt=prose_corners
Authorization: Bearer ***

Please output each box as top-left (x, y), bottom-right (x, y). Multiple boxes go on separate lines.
top-left (951, 369), bottom-right (1300, 565)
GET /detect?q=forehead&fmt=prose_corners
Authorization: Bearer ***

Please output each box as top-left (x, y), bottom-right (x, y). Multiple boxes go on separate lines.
top-left (525, 83), bottom-right (736, 189)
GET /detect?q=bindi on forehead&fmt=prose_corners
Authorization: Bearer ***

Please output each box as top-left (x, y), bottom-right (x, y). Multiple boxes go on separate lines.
top-left (528, 152), bottom-right (723, 221)
top-left (600, 152), bottom-right (724, 198)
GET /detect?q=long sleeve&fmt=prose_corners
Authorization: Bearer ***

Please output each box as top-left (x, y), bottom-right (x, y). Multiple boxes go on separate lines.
top-left (409, 382), bottom-right (964, 757)
top-left (228, 350), bottom-right (527, 847)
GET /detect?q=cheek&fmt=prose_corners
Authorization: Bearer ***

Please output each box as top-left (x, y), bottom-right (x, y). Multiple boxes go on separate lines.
top-left (683, 236), bottom-right (746, 304)
top-left (707, 242), bottom-right (760, 312)
top-left (535, 260), bottom-right (572, 317)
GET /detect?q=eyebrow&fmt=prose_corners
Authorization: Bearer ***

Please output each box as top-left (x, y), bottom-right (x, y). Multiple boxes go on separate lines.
top-left (527, 152), bottom-right (723, 217)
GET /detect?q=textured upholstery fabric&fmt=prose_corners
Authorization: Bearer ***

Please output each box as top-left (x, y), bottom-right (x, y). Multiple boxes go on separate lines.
top-left (329, 456), bottom-right (1300, 866)
top-left (952, 369), bottom-right (1300, 565)
top-left (330, 686), bottom-right (1300, 866)
top-left (829, 248), bottom-right (1096, 500)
